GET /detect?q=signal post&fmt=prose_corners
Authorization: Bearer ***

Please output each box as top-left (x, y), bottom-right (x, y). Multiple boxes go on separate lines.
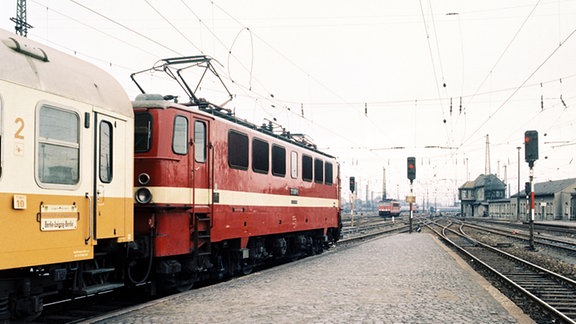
top-left (524, 131), bottom-right (538, 251)
top-left (407, 157), bottom-right (416, 233)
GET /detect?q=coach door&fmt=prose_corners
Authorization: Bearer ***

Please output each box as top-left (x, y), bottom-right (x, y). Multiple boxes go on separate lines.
top-left (191, 118), bottom-right (211, 206)
top-left (92, 112), bottom-right (130, 240)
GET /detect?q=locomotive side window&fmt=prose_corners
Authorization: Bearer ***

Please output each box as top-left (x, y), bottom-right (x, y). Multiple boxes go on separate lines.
top-left (228, 130), bottom-right (248, 170)
top-left (134, 112), bottom-right (152, 153)
top-left (314, 158), bottom-right (324, 184)
top-left (99, 121), bottom-right (113, 183)
top-left (37, 105), bottom-right (79, 185)
top-left (194, 120), bottom-right (206, 163)
top-left (272, 145), bottom-right (286, 177)
top-left (290, 151), bottom-right (298, 179)
top-left (302, 154), bottom-right (313, 182)
top-left (325, 162), bottom-right (333, 185)
top-left (252, 138), bottom-right (269, 174)
top-left (172, 115), bottom-right (188, 155)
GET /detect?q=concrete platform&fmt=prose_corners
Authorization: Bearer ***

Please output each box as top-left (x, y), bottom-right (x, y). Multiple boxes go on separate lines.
top-left (92, 233), bottom-right (533, 323)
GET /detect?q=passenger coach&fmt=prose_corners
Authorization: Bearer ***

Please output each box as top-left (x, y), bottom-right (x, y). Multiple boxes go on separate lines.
top-left (0, 29), bottom-right (134, 319)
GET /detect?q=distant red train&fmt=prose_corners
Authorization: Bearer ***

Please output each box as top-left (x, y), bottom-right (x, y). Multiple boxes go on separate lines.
top-left (378, 199), bottom-right (401, 217)
top-left (129, 56), bottom-right (342, 291)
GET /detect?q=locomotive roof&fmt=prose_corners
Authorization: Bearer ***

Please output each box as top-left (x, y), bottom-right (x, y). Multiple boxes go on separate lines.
top-left (133, 93), bottom-right (335, 160)
top-left (0, 28), bottom-right (132, 118)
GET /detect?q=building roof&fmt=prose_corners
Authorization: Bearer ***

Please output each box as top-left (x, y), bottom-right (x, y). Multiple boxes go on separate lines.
top-left (513, 178), bottom-right (576, 197)
top-left (458, 174), bottom-right (505, 191)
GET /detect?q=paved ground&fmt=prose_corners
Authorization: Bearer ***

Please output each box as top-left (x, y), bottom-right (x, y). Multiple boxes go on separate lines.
top-left (93, 233), bottom-right (533, 323)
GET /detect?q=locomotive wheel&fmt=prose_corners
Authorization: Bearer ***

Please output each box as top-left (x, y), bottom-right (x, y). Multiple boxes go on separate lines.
top-left (240, 260), bottom-right (254, 275)
top-left (175, 278), bottom-right (195, 292)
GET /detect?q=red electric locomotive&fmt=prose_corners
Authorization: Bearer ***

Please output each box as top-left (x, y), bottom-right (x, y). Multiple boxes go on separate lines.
top-left (129, 57), bottom-right (342, 291)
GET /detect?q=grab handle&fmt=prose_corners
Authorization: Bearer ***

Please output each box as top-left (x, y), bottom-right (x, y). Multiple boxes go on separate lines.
top-left (85, 193), bottom-right (93, 244)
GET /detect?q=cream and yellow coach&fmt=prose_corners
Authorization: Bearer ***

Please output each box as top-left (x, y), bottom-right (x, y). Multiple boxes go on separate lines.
top-left (0, 28), bottom-right (133, 318)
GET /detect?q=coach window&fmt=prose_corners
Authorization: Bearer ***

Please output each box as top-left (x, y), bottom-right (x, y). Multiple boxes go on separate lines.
top-left (0, 97), bottom-right (2, 178)
top-left (272, 145), bottom-right (286, 177)
top-left (134, 112), bottom-right (152, 152)
top-left (194, 121), bottom-right (206, 163)
top-left (290, 151), bottom-right (298, 179)
top-left (302, 154), bottom-right (313, 182)
top-left (314, 158), bottom-right (324, 183)
top-left (173, 115), bottom-right (188, 155)
top-left (325, 162), bottom-right (333, 185)
top-left (228, 130), bottom-right (248, 170)
top-left (252, 138), bottom-right (269, 174)
top-left (99, 121), bottom-right (113, 183)
top-left (37, 105), bottom-right (79, 185)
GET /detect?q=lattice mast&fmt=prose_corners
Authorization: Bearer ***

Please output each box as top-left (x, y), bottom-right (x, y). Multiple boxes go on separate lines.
top-left (10, 0), bottom-right (32, 37)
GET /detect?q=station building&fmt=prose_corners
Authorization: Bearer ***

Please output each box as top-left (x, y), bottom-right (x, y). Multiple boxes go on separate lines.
top-left (459, 176), bottom-right (576, 221)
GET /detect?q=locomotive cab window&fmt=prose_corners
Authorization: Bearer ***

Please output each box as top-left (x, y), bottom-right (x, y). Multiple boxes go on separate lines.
top-left (173, 115), bottom-right (188, 155)
top-left (37, 105), bottom-right (79, 186)
top-left (314, 158), bottom-right (324, 184)
top-left (272, 145), bottom-right (286, 177)
top-left (252, 138), bottom-right (269, 174)
top-left (194, 120), bottom-right (206, 163)
top-left (228, 130), bottom-right (248, 170)
top-left (99, 121), bottom-right (113, 183)
top-left (302, 154), bottom-right (313, 182)
top-left (135, 112), bottom-right (152, 153)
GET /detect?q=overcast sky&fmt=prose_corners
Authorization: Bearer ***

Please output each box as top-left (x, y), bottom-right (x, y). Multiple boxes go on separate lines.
top-left (2, 1), bottom-right (575, 205)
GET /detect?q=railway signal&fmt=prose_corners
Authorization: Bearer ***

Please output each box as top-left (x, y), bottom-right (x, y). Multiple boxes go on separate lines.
top-left (524, 130), bottom-right (538, 167)
top-left (524, 130), bottom-right (538, 251)
top-left (349, 176), bottom-right (356, 193)
top-left (407, 157), bottom-right (416, 182)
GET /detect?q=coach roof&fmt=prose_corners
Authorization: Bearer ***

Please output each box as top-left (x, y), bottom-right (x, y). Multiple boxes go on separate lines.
top-left (0, 28), bottom-right (132, 118)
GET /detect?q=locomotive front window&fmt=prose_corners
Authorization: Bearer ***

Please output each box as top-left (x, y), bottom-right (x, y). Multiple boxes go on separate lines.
top-left (272, 145), bottom-right (286, 177)
top-left (173, 115), bottom-right (188, 155)
top-left (37, 105), bottom-right (79, 185)
top-left (252, 138), bottom-right (269, 174)
top-left (314, 159), bottom-right (324, 183)
top-left (99, 121), bottom-right (113, 183)
top-left (228, 130), bottom-right (248, 170)
top-left (194, 121), bottom-right (206, 163)
top-left (134, 112), bottom-right (152, 153)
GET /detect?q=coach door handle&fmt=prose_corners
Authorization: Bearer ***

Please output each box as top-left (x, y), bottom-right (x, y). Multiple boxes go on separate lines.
top-left (85, 193), bottom-right (93, 244)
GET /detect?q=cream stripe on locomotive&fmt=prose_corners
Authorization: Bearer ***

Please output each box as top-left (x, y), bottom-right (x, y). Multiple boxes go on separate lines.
top-left (136, 186), bottom-right (338, 208)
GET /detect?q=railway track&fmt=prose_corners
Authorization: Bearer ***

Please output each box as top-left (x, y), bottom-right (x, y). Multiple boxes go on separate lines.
top-left (462, 220), bottom-right (576, 254)
top-left (428, 220), bottom-right (576, 323)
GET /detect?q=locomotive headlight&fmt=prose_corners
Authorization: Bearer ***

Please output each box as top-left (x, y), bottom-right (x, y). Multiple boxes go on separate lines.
top-left (135, 188), bottom-right (152, 204)
top-left (138, 173), bottom-right (151, 185)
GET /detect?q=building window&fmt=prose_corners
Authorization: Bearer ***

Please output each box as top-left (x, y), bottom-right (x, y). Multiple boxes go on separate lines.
top-left (99, 121), bottom-right (113, 183)
top-left (314, 158), bottom-right (323, 183)
top-left (272, 145), bottom-right (286, 177)
top-left (302, 155), bottom-right (313, 182)
top-left (252, 138), bottom-right (269, 174)
top-left (135, 112), bottom-right (152, 153)
top-left (37, 105), bottom-right (79, 185)
top-left (228, 130), bottom-right (248, 170)
top-left (173, 115), bottom-right (188, 155)
top-left (194, 121), bottom-right (206, 163)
